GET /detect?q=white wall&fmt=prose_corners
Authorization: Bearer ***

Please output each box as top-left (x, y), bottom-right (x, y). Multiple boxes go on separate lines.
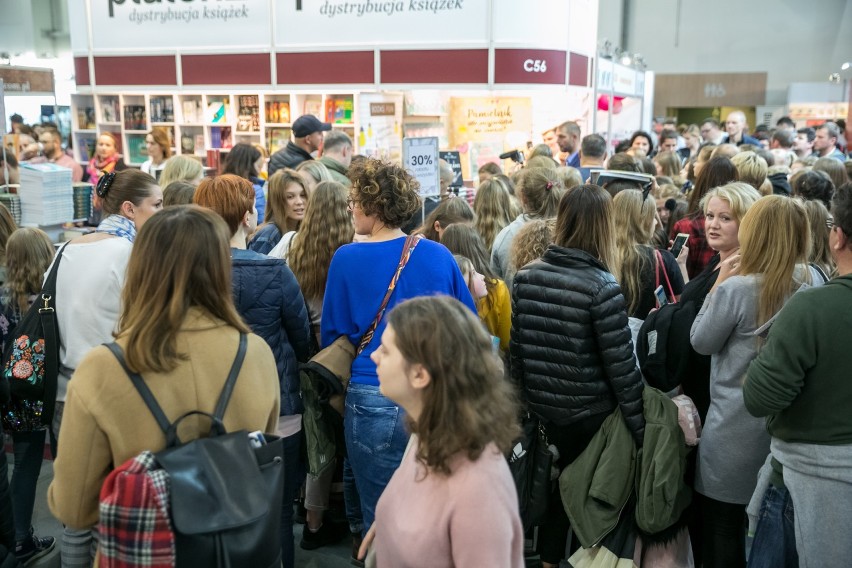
top-left (598, 0), bottom-right (852, 105)
top-left (0, 0), bottom-right (36, 54)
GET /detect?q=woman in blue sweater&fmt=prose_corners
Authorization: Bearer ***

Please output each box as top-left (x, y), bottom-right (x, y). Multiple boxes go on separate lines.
top-left (322, 158), bottom-right (476, 543)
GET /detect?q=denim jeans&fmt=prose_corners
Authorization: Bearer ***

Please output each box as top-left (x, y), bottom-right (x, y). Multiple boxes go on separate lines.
top-left (343, 383), bottom-right (408, 533)
top-left (280, 430), bottom-right (302, 568)
top-left (342, 457), bottom-right (363, 536)
top-left (747, 485), bottom-right (798, 568)
top-left (10, 430), bottom-right (46, 541)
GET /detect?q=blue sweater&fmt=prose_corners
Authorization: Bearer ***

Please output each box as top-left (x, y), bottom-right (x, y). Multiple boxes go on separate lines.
top-left (321, 237), bottom-right (477, 386)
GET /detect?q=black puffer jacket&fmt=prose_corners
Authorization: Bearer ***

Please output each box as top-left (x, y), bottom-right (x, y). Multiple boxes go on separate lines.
top-left (268, 141), bottom-right (313, 177)
top-left (510, 245), bottom-right (645, 444)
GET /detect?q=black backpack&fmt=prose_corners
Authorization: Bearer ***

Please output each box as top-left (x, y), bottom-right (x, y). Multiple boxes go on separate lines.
top-left (636, 300), bottom-right (697, 392)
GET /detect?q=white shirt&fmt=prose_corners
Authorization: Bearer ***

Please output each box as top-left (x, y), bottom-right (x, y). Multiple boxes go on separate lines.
top-left (53, 237), bottom-right (132, 401)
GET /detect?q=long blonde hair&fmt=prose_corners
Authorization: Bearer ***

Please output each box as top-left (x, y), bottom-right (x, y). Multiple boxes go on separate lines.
top-left (473, 179), bottom-right (520, 251)
top-left (799, 198), bottom-right (834, 277)
top-left (159, 155), bottom-right (203, 188)
top-left (738, 196), bottom-right (812, 328)
top-left (288, 181), bottom-right (353, 303)
top-left (612, 190), bottom-right (656, 315)
top-left (5, 228), bottom-right (54, 313)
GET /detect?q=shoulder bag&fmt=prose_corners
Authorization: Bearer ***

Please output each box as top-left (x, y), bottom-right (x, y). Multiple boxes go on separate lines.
top-left (1, 243), bottom-right (70, 430)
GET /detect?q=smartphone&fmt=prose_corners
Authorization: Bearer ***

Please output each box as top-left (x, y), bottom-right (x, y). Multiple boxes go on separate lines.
top-left (670, 233), bottom-right (689, 257)
top-left (654, 285), bottom-right (668, 308)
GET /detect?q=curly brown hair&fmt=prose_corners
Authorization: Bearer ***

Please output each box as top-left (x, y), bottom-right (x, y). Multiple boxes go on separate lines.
top-left (348, 158), bottom-right (421, 228)
top-left (387, 296), bottom-right (520, 476)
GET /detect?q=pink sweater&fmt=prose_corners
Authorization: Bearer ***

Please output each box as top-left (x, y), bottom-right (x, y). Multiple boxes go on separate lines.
top-left (373, 437), bottom-right (524, 568)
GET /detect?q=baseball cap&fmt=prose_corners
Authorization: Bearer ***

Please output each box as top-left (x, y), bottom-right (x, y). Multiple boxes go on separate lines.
top-left (292, 115), bottom-right (332, 138)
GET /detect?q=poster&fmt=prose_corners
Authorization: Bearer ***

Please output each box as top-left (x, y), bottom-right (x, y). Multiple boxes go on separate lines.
top-left (403, 137), bottom-right (439, 197)
top-left (449, 97), bottom-right (532, 180)
top-left (357, 93), bottom-right (403, 162)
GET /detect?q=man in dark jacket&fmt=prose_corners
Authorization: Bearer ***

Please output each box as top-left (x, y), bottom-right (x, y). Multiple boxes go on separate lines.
top-left (723, 111), bottom-right (761, 147)
top-left (269, 115), bottom-right (331, 176)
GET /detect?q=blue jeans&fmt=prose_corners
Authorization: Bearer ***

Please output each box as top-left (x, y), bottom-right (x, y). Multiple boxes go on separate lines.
top-left (342, 457), bottom-right (363, 536)
top-left (343, 383), bottom-right (408, 533)
top-left (748, 485), bottom-right (798, 568)
top-left (11, 430), bottom-right (46, 542)
top-left (280, 430), bottom-right (301, 568)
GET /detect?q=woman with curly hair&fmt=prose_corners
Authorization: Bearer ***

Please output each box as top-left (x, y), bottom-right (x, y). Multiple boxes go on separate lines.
top-left (322, 158), bottom-right (476, 545)
top-left (474, 178), bottom-right (522, 251)
top-left (357, 296), bottom-right (523, 566)
top-left (287, 180), bottom-right (353, 340)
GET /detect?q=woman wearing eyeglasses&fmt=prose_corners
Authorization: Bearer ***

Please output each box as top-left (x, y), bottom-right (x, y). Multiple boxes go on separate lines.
top-left (321, 158), bottom-right (476, 559)
top-left (511, 184), bottom-right (645, 568)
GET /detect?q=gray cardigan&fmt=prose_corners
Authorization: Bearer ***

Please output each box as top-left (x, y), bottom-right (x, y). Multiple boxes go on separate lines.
top-left (690, 269), bottom-right (820, 504)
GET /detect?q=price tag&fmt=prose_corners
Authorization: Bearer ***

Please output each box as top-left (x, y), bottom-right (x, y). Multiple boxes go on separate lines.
top-left (403, 136), bottom-right (440, 197)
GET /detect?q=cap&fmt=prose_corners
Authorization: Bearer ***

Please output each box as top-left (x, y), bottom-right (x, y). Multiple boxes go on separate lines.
top-left (292, 115), bottom-right (332, 138)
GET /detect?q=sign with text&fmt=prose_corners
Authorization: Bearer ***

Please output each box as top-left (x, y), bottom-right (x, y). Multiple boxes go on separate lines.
top-left (359, 93), bottom-right (403, 162)
top-left (370, 102), bottom-right (396, 116)
top-left (80, 0), bottom-right (272, 52)
top-left (438, 151), bottom-right (463, 188)
top-left (494, 49), bottom-right (567, 85)
top-left (403, 137), bottom-right (440, 197)
top-left (275, 0), bottom-right (488, 48)
top-left (0, 67), bottom-right (55, 95)
top-left (612, 64), bottom-right (639, 97)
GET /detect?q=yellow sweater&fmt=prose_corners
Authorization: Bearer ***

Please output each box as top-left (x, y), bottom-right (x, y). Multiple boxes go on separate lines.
top-left (478, 279), bottom-right (511, 352)
top-left (48, 309), bottom-right (280, 529)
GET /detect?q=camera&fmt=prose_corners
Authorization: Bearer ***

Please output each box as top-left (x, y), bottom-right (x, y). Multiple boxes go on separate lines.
top-left (499, 149), bottom-right (525, 164)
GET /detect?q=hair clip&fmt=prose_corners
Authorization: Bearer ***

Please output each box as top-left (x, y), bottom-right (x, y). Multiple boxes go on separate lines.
top-left (96, 172), bottom-right (116, 198)
top-left (545, 181), bottom-right (553, 191)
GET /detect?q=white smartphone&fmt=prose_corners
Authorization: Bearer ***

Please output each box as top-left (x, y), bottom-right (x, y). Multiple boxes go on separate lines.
top-left (654, 285), bottom-right (668, 308)
top-left (670, 233), bottom-right (689, 257)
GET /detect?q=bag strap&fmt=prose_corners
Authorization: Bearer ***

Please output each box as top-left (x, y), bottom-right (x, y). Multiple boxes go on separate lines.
top-left (37, 242), bottom-right (70, 427)
top-left (809, 261), bottom-right (829, 284)
top-left (356, 234), bottom-right (422, 355)
top-left (105, 333), bottom-right (248, 437)
top-left (655, 249), bottom-right (676, 301)
top-left (42, 242), bottom-right (71, 298)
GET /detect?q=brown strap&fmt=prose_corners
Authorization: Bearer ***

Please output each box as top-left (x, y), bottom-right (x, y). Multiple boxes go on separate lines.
top-left (356, 235), bottom-right (422, 355)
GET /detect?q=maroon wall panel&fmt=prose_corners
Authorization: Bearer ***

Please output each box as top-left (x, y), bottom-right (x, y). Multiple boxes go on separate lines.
top-left (93, 56), bottom-right (176, 86)
top-left (181, 53), bottom-right (271, 85)
top-left (381, 50), bottom-right (488, 84)
top-left (74, 56), bottom-right (90, 86)
top-left (569, 52), bottom-right (590, 87)
top-left (277, 52), bottom-right (374, 84)
top-left (494, 49), bottom-right (566, 85)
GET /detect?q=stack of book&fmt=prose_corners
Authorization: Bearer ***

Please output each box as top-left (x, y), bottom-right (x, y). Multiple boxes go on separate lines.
top-left (19, 163), bottom-right (74, 226)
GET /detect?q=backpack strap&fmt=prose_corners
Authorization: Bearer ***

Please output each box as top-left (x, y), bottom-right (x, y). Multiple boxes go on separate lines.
top-left (105, 333), bottom-right (248, 438)
top-left (655, 249), bottom-right (676, 302)
top-left (809, 262), bottom-right (829, 284)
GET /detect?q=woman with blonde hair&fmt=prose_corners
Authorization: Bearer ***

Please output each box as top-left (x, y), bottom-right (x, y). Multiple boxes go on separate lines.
top-left (800, 198), bottom-right (834, 280)
top-left (296, 159), bottom-right (334, 193)
top-left (417, 197), bottom-right (474, 242)
top-left (158, 154), bottom-right (203, 188)
top-left (512, 184), bottom-right (645, 568)
top-left (357, 296), bottom-right (523, 567)
top-left (440, 223), bottom-right (511, 351)
top-left (612, 190), bottom-right (686, 318)
top-left (287, 180), bottom-right (354, 339)
top-left (654, 150), bottom-right (685, 186)
top-left (506, 218), bottom-right (553, 281)
top-left (690, 195), bottom-right (821, 568)
top-left (473, 178), bottom-right (520, 251)
top-left (48, 206), bottom-right (280, 562)
top-left (491, 167), bottom-right (565, 285)
top-left (0, 228), bottom-right (56, 562)
top-left (249, 168), bottom-right (308, 255)
top-left (553, 166), bottom-right (583, 191)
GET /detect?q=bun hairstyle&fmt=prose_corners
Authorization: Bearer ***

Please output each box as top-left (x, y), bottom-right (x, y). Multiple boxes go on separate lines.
top-left (96, 169), bottom-right (159, 216)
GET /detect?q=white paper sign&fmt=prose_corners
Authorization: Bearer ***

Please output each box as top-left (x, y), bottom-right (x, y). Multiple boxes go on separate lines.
top-left (403, 137), bottom-right (439, 197)
top-left (85, 0), bottom-right (272, 52)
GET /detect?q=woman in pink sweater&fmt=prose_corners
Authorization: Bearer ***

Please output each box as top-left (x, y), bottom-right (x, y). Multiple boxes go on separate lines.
top-left (358, 296), bottom-right (524, 567)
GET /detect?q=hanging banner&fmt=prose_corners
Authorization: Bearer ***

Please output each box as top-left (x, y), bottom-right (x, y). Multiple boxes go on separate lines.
top-left (275, 0), bottom-right (488, 47)
top-left (85, 0), bottom-right (272, 52)
top-left (403, 137), bottom-right (440, 197)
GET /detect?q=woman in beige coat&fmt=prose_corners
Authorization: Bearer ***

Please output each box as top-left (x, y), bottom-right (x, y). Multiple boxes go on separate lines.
top-left (48, 205), bottom-right (280, 532)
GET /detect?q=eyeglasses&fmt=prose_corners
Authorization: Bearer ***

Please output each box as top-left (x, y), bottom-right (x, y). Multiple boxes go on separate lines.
top-left (347, 197), bottom-right (361, 209)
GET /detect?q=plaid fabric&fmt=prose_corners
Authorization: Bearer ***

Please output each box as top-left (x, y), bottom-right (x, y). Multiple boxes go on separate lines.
top-left (672, 214), bottom-right (714, 280)
top-left (98, 451), bottom-right (175, 568)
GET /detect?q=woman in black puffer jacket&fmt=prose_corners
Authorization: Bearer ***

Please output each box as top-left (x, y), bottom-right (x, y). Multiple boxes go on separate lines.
top-left (510, 184), bottom-right (645, 568)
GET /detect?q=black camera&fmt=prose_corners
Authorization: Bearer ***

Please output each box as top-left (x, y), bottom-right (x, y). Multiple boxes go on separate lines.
top-left (499, 149), bottom-right (525, 164)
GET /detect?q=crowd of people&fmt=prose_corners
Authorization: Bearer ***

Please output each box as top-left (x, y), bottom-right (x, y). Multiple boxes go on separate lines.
top-left (0, 109), bottom-right (849, 568)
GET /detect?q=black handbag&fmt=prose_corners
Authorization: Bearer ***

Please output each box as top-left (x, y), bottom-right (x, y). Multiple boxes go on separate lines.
top-left (1, 243), bottom-right (70, 430)
top-left (106, 333), bottom-right (286, 568)
top-left (507, 412), bottom-right (553, 531)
